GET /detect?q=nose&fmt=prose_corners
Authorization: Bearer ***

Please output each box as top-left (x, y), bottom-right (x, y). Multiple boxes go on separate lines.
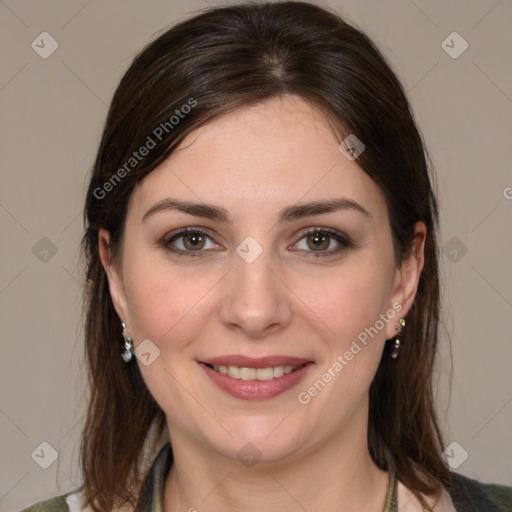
top-left (218, 247), bottom-right (294, 339)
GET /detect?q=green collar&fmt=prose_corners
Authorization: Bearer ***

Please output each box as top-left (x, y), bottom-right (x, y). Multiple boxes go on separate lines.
top-left (384, 472), bottom-right (398, 512)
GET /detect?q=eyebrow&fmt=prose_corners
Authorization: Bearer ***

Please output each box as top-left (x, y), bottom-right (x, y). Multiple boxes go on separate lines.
top-left (142, 197), bottom-right (370, 223)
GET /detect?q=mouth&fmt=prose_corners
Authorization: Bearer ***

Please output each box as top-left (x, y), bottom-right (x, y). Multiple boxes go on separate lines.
top-left (198, 356), bottom-right (314, 400)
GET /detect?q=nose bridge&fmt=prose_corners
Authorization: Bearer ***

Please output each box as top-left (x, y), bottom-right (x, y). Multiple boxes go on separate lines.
top-left (219, 239), bottom-right (293, 337)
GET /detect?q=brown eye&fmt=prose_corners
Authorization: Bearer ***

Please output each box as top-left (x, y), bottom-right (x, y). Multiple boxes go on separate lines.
top-left (292, 228), bottom-right (352, 258)
top-left (306, 232), bottom-right (330, 251)
top-left (182, 232), bottom-right (206, 250)
top-left (163, 228), bottom-right (222, 258)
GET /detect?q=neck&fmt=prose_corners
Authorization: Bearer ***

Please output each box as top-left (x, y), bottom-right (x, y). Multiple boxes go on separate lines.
top-left (163, 417), bottom-right (390, 511)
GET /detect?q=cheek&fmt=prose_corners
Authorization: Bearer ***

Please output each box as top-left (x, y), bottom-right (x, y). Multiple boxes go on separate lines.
top-left (122, 252), bottom-right (216, 348)
top-left (302, 260), bottom-right (394, 345)
top-left (122, 258), bottom-right (217, 421)
top-left (294, 265), bottom-right (393, 425)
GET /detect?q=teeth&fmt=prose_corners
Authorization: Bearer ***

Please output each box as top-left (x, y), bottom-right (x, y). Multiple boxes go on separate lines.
top-left (228, 365), bottom-right (240, 379)
top-left (256, 367), bottom-right (274, 381)
top-left (240, 367), bottom-right (255, 380)
top-left (273, 366), bottom-right (284, 378)
top-left (211, 364), bottom-right (301, 380)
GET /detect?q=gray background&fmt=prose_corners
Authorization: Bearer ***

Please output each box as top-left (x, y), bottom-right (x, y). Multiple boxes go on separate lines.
top-left (1, 0), bottom-right (511, 510)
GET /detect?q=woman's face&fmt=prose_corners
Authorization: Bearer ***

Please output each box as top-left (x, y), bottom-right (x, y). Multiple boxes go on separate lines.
top-left (101, 96), bottom-right (425, 465)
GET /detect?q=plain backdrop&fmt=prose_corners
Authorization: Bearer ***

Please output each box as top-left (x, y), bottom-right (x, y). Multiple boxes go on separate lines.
top-left (1, 0), bottom-right (511, 510)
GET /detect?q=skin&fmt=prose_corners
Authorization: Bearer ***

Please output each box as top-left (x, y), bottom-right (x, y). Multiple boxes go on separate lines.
top-left (100, 95), bottom-right (426, 511)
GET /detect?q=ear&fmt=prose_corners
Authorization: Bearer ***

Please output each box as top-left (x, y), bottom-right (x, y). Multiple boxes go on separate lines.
top-left (386, 221), bottom-right (427, 339)
top-left (98, 228), bottom-right (130, 324)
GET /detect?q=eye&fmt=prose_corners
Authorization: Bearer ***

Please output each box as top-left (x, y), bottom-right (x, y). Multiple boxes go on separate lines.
top-left (162, 227), bottom-right (352, 259)
top-left (291, 228), bottom-right (352, 257)
top-left (164, 228), bottom-right (221, 257)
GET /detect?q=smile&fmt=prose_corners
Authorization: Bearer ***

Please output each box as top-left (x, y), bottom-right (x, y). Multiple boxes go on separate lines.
top-left (198, 357), bottom-right (314, 400)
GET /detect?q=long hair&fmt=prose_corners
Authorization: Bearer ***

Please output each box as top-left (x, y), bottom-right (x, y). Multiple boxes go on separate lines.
top-left (79, 2), bottom-right (450, 510)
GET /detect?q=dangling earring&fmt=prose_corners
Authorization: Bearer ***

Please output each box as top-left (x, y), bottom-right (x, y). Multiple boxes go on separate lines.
top-left (121, 322), bottom-right (134, 363)
top-left (390, 317), bottom-right (406, 359)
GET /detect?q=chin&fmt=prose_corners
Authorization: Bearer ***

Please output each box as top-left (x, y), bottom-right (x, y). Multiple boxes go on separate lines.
top-left (212, 415), bottom-right (309, 465)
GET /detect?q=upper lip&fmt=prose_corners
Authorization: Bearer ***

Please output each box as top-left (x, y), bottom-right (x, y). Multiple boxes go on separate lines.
top-left (199, 355), bottom-right (312, 368)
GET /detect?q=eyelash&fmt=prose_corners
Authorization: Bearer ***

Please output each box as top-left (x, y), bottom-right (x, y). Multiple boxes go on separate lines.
top-left (162, 227), bottom-right (353, 259)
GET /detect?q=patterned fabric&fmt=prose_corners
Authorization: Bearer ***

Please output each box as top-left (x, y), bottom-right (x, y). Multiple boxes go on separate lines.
top-left (20, 443), bottom-right (512, 511)
top-left (385, 472), bottom-right (398, 511)
top-left (445, 472), bottom-right (512, 511)
top-left (20, 496), bottom-right (68, 512)
top-left (134, 441), bottom-right (173, 511)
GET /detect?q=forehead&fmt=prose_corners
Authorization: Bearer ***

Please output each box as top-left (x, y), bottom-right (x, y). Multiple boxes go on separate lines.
top-left (131, 96), bottom-right (387, 221)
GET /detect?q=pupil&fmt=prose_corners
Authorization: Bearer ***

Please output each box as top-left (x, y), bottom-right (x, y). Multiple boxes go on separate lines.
top-left (308, 233), bottom-right (328, 250)
top-left (184, 233), bottom-right (204, 250)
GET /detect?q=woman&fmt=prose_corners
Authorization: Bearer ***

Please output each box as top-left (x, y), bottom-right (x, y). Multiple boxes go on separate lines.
top-left (21, 2), bottom-right (511, 511)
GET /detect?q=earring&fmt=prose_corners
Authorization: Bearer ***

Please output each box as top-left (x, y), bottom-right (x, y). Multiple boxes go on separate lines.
top-left (121, 322), bottom-right (134, 363)
top-left (390, 317), bottom-right (406, 359)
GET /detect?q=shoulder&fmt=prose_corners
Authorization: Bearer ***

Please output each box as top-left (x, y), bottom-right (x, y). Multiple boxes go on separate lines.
top-left (20, 491), bottom-right (94, 512)
top-left (20, 496), bottom-right (69, 512)
top-left (446, 472), bottom-right (512, 511)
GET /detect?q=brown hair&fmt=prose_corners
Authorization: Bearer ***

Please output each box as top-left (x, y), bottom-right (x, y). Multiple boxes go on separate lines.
top-left (80, 1), bottom-right (450, 510)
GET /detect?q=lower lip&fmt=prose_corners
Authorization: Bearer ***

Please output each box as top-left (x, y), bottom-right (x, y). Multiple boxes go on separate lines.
top-left (199, 362), bottom-right (314, 400)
